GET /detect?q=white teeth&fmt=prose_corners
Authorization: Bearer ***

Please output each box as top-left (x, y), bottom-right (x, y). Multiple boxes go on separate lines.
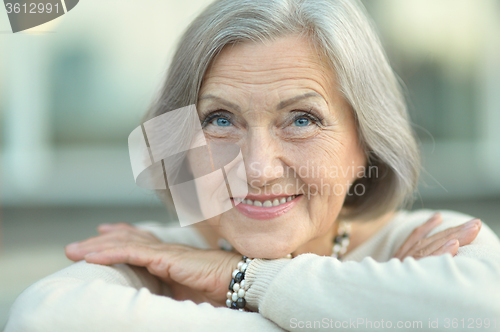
top-left (263, 200), bottom-right (273, 207)
top-left (239, 195), bottom-right (298, 207)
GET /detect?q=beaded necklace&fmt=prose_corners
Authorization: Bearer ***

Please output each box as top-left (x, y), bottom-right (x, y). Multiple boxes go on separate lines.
top-left (332, 221), bottom-right (351, 260)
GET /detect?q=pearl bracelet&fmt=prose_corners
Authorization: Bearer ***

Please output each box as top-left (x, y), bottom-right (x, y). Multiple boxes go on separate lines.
top-left (226, 255), bottom-right (252, 311)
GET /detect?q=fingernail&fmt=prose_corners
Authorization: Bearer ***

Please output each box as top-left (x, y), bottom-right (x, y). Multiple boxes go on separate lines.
top-left (65, 242), bottom-right (79, 248)
top-left (84, 252), bottom-right (97, 258)
top-left (462, 219), bottom-right (480, 230)
top-left (426, 213), bottom-right (441, 224)
top-left (445, 239), bottom-right (457, 247)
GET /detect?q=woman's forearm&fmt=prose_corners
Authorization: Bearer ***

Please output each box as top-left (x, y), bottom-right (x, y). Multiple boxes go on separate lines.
top-left (244, 245), bottom-right (500, 331)
top-left (5, 261), bottom-right (284, 332)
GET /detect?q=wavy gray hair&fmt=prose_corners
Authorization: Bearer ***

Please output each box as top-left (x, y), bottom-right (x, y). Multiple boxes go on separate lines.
top-left (143, 0), bottom-right (420, 221)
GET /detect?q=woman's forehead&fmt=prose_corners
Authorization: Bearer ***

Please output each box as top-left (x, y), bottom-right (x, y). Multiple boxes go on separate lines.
top-left (198, 91), bottom-right (330, 115)
top-left (200, 36), bottom-right (336, 104)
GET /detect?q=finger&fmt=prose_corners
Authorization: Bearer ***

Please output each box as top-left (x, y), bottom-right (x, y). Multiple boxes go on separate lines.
top-left (393, 213), bottom-right (442, 259)
top-left (408, 236), bottom-right (459, 260)
top-left (404, 218), bottom-right (481, 257)
top-left (97, 222), bottom-right (137, 234)
top-left (98, 223), bottom-right (161, 243)
top-left (405, 220), bottom-right (481, 259)
top-left (84, 245), bottom-right (173, 282)
top-left (430, 239), bottom-right (459, 258)
top-left (84, 244), bottom-right (155, 265)
top-left (452, 219), bottom-right (481, 247)
top-left (66, 240), bottom-right (121, 262)
top-left (65, 230), bottom-right (152, 261)
top-left (416, 218), bottom-right (481, 247)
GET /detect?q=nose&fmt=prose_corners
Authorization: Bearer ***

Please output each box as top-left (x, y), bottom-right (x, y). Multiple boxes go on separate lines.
top-left (242, 127), bottom-right (284, 189)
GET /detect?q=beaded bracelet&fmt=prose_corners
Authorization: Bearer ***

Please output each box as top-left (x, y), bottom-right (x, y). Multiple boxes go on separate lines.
top-left (226, 255), bottom-right (252, 311)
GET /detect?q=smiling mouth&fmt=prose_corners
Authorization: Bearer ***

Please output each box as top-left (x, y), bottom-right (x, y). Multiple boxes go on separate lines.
top-left (233, 195), bottom-right (299, 207)
top-left (230, 194), bottom-right (302, 220)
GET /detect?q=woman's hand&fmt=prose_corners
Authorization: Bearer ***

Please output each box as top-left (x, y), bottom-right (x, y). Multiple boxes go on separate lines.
top-left (65, 223), bottom-right (240, 307)
top-left (65, 222), bottom-right (163, 260)
top-left (393, 213), bottom-right (482, 260)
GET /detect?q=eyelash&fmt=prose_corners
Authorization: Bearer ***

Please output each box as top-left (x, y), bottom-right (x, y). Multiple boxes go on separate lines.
top-left (200, 109), bottom-right (324, 127)
top-left (291, 110), bottom-right (324, 127)
top-left (201, 111), bottom-right (230, 127)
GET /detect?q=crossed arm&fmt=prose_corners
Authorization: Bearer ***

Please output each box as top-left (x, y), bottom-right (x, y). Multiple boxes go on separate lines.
top-left (6, 211), bottom-right (499, 332)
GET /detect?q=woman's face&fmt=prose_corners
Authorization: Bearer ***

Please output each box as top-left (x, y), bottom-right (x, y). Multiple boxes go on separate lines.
top-left (195, 35), bottom-right (366, 259)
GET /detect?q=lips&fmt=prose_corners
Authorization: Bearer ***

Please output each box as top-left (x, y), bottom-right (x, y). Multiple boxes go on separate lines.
top-left (233, 195), bottom-right (298, 207)
top-left (231, 195), bottom-right (302, 220)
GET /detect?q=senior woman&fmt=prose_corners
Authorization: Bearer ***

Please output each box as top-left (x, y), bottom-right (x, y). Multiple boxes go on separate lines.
top-left (6, 0), bottom-right (500, 331)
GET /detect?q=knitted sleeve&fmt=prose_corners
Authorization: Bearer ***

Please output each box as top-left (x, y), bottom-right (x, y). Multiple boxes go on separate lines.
top-left (243, 210), bottom-right (500, 331)
top-left (4, 223), bottom-right (284, 332)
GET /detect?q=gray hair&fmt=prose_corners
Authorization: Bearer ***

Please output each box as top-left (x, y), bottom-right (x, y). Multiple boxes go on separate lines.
top-left (143, 0), bottom-right (420, 221)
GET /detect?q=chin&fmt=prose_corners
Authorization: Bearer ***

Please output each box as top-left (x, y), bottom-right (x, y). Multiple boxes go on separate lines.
top-left (214, 207), bottom-right (308, 258)
top-left (231, 234), bottom-right (299, 259)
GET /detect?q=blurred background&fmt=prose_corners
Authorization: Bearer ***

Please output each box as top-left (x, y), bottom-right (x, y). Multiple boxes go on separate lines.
top-left (0, 0), bottom-right (499, 327)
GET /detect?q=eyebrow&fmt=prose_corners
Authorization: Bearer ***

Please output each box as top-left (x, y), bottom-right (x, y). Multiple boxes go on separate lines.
top-left (276, 92), bottom-right (325, 110)
top-left (198, 91), bottom-right (325, 112)
top-left (198, 95), bottom-right (241, 112)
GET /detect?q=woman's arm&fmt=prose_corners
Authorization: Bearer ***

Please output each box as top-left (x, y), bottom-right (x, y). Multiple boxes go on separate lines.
top-left (4, 260), bottom-right (284, 332)
top-left (5, 223), bottom-right (283, 332)
top-left (243, 211), bottom-right (500, 331)
top-left (11, 211), bottom-right (492, 331)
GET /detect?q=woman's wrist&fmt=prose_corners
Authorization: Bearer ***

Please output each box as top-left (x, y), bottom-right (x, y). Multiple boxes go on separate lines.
top-left (226, 255), bottom-right (253, 310)
top-left (243, 257), bottom-right (292, 312)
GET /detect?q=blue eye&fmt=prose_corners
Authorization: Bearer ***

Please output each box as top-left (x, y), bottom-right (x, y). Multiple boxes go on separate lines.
top-left (213, 117), bottom-right (231, 127)
top-left (293, 117), bottom-right (311, 127)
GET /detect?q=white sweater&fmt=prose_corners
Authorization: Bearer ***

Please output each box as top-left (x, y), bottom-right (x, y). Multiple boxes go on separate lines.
top-left (5, 209), bottom-right (500, 332)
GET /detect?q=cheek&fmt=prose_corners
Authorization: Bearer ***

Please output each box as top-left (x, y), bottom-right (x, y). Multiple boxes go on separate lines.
top-left (184, 156), bottom-right (233, 222)
top-left (283, 132), bottom-right (353, 195)
top-left (206, 215), bottom-right (223, 233)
